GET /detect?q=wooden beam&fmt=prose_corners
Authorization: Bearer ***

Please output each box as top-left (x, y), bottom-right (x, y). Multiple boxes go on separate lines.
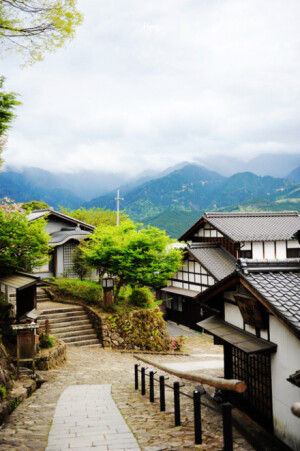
top-left (291, 403), bottom-right (300, 418)
top-left (134, 355), bottom-right (247, 393)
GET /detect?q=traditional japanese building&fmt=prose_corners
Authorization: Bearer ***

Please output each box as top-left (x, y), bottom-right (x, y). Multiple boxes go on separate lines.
top-left (197, 259), bottom-right (300, 451)
top-left (160, 211), bottom-right (300, 328)
top-left (27, 209), bottom-right (95, 278)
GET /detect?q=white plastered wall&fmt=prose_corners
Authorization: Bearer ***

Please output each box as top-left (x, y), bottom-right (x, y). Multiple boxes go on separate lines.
top-left (270, 317), bottom-right (300, 450)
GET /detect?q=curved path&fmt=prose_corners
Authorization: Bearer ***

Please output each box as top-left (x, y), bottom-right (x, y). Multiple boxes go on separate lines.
top-left (0, 340), bottom-right (254, 450)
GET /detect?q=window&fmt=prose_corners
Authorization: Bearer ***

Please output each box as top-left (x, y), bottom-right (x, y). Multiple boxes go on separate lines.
top-left (240, 250), bottom-right (253, 258)
top-left (287, 248), bottom-right (300, 258)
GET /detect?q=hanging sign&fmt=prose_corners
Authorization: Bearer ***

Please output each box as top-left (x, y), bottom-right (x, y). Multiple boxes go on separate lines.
top-left (234, 295), bottom-right (267, 329)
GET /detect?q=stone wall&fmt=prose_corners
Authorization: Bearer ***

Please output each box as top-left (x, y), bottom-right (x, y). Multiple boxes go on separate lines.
top-left (36, 340), bottom-right (67, 371)
top-left (88, 307), bottom-right (173, 352)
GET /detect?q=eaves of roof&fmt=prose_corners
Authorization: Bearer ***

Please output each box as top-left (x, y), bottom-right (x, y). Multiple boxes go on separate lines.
top-left (28, 209), bottom-right (95, 231)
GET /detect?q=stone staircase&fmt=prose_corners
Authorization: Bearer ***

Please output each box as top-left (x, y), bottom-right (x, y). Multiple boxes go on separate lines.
top-left (38, 305), bottom-right (101, 347)
top-left (36, 287), bottom-right (51, 303)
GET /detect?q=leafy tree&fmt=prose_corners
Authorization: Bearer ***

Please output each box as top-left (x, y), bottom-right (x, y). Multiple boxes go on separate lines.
top-left (71, 241), bottom-right (92, 280)
top-left (0, 77), bottom-right (20, 167)
top-left (0, 209), bottom-right (50, 276)
top-left (0, 0), bottom-right (83, 63)
top-left (22, 200), bottom-right (50, 213)
top-left (84, 220), bottom-right (183, 302)
top-left (60, 206), bottom-right (129, 228)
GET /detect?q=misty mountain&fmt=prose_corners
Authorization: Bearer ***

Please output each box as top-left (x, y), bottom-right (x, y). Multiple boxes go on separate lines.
top-left (4, 166), bottom-right (133, 200)
top-left (0, 170), bottom-right (84, 209)
top-left (86, 163), bottom-right (298, 223)
top-left (287, 166), bottom-right (300, 183)
top-left (197, 153), bottom-right (300, 178)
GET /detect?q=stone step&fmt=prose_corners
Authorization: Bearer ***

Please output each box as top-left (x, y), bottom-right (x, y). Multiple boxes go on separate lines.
top-left (39, 307), bottom-right (83, 315)
top-left (38, 314), bottom-right (88, 325)
top-left (55, 329), bottom-right (96, 339)
top-left (39, 310), bottom-right (86, 319)
top-left (62, 333), bottom-right (98, 343)
top-left (44, 323), bottom-right (93, 334)
top-left (39, 319), bottom-right (91, 330)
top-left (68, 338), bottom-right (100, 346)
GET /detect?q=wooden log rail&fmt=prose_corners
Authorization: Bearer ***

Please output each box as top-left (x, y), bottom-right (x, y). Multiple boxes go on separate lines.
top-left (292, 402), bottom-right (300, 418)
top-left (134, 355), bottom-right (247, 393)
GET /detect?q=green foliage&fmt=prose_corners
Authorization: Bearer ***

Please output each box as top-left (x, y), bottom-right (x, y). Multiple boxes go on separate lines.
top-left (22, 201), bottom-right (50, 213)
top-left (54, 278), bottom-right (103, 305)
top-left (0, 210), bottom-right (50, 276)
top-left (71, 241), bottom-right (92, 280)
top-left (12, 397), bottom-right (19, 408)
top-left (0, 385), bottom-right (7, 401)
top-left (39, 333), bottom-right (55, 349)
top-left (59, 206), bottom-right (128, 227)
top-left (0, 294), bottom-right (16, 345)
top-left (0, 0), bottom-right (83, 64)
top-left (84, 220), bottom-right (183, 302)
top-left (0, 77), bottom-right (21, 167)
top-left (127, 287), bottom-right (155, 308)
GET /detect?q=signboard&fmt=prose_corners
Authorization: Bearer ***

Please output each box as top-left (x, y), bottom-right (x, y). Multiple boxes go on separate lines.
top-left (234, 295), bottom-right (267, 329)
top-left (18, 329), bottom-right (35, 359)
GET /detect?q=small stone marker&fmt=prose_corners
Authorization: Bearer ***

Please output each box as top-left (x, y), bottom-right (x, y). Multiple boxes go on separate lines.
top-left (46, 384), bottom-right (140, 451)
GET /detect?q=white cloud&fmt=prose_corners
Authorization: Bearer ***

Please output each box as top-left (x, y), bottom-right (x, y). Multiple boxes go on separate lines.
top-left (1, 0), bottom-right (300, 174)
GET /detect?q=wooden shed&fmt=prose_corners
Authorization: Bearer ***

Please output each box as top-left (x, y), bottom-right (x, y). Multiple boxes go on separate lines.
top-left (0, 272), bottom-right (40, 319)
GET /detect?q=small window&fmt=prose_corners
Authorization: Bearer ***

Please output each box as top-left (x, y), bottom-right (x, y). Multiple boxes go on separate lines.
top-left (287, 248), bottom-right (300, 258)
top-left (240, 250), bottom-right (253, 258)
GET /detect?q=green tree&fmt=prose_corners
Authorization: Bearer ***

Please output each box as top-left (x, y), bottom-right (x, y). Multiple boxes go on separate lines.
top-left (84, 220), bottom-right (183, 302)
top-left (22, 200), bottom-right (50, 213)
top-left (0, 77), bottom-right (20, 168)
top-left (60, 206), bottom-right (129, 228)
top-left (0, 0), bottom-right (83, 64)
top-left (0, 209), bottom-right (50, 276)
top-left (71, 241), bottom-right (92, 280)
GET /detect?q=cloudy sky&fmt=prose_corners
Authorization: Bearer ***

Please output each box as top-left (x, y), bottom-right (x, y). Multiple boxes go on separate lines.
top-left (2, 0), bottom-right (300, 175)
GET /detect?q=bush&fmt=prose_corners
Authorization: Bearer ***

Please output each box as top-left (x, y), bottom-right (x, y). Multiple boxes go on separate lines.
top-left (170, 335), bottom-right (186, 351)
top-left (54, 279), bottom-right (103, 305)
top-left (127, 287), bottom-right (155, 308)
top-left (39, 333), bottom-right (55, 349)
top-left (0, 385), bottom-right (6, 401)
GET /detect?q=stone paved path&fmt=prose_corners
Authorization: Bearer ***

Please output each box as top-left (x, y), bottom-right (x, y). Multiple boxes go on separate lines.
top-left (46, 385), bottom-right (140, 451)
top-left (0, 336), bottom-right (254, 451)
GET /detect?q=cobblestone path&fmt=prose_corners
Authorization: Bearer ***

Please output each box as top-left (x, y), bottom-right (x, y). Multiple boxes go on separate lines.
top-left (0, 336), bottom-right (254, 451)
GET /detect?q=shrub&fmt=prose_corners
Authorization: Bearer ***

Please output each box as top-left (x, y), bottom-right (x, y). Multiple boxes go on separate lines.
top-left (54, 279), bottom-right (103, 305)
top-left (0, 385), bottom-right (7, 401)
top-left (170, 335), bottom-right (186, 351)
top-left (39, 333), bottom-right (55, 349)
top-left (127, 287), bottom-right (155, 308)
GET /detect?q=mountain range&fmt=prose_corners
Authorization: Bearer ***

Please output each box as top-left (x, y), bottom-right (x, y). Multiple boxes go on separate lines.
top-left (1, 153), bottom-right (299, 237)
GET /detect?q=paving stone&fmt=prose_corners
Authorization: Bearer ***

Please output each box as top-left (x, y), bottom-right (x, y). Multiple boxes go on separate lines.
top-left (0, 336), bottom-right (255, 450)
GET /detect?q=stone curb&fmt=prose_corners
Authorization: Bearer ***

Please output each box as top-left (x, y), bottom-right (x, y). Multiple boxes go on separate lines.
top-left (0, 376), bottom-right (43, 425)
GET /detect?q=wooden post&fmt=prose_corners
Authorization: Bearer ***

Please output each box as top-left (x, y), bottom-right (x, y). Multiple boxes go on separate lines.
top-left (103, 288), bottom-right (114, 306)
top-left (134, 355), bottom-right (247, 393)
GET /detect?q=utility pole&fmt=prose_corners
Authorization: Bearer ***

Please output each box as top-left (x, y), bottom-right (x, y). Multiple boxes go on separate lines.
top-left (114, 189), bottom-right (124, 226)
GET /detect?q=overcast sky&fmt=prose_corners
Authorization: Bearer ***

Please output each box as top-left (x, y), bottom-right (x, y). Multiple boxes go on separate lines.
top-left (1, 0), bottom-right (300, 175)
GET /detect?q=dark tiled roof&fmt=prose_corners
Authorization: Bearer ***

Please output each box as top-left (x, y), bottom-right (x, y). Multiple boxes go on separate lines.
top-left (49, 228), bottom-right (91, 245)
top-left (188, 243), bottom-right (236, 281)
top-left (204, 211), bottom-right (300, 242)
top-left (27, 209), bottom-right (95, 231)
top-left (239, 259), bottom-right (300, 337)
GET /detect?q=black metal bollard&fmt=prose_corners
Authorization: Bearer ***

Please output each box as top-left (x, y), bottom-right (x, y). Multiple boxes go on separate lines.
top-left (159, 376), bottom-right (165, 411)
top-left (222, 402), bottom-right (233, 451)
top-left (141, 367), bottom-right (146, 396)
top-left (149, 371), bottom-right (154, 403)
top-left (134, 364), bottom-right (139, 390)
top-left (193, 390), bottom-right (202, 444)
top-left (173, 382), bottom-right (181, 426)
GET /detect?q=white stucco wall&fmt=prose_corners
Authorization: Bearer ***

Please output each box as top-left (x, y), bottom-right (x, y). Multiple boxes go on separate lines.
top-left (252, 242), bottom-right (264, 258)
top-left (276, 241), bottom-right (286, 259)
top-left (270, 317), bottom-right (300, 450)
top-left (224, 302), bottom-right (243, 328)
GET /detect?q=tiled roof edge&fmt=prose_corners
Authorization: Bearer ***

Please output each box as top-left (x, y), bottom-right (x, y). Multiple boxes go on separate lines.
top-left (237, 258), bottom-right (300, 274)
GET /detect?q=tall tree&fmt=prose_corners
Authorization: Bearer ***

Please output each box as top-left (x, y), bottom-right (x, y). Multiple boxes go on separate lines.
top-left (60, 207), bottom-right (129, 228)
top-left (0, 0), bottom-right (83, 63)
top-left (0, 77), bottom-right (20, 168)
top-left (84, 220), bottom-right (183, 302)
top-left (0, 207), bottom-right (50, 276)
